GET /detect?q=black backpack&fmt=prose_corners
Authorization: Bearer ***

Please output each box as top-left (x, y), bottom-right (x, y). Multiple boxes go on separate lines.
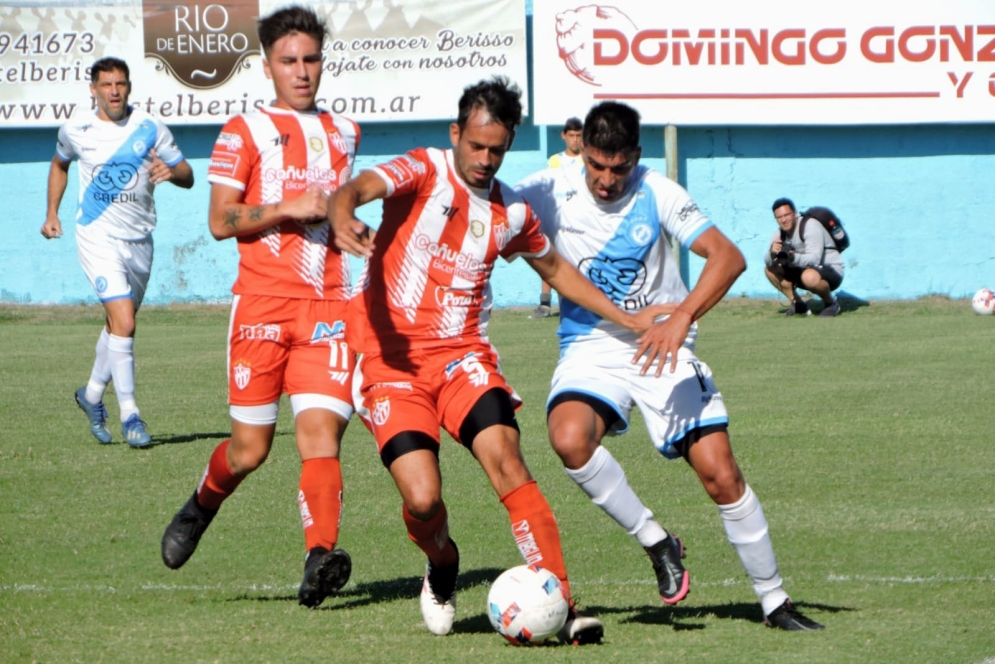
top-left (801, 206), bottom-right (849, 252)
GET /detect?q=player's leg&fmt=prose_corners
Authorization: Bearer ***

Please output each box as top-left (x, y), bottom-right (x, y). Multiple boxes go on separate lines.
top-left (684, 431), bottom-right (823, 629)
top-left (462, 391), bottom-right (603, 645)
top-left (548, 394), bottom-right (687, 605)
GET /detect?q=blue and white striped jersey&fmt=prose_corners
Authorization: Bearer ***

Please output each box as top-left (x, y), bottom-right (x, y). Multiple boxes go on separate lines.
top-left (56, 108), bottom-right (184, 241)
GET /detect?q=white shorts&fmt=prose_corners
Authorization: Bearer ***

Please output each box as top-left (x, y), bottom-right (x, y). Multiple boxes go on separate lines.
top-left (76, 227), bottom-right (153, 308)
top-left (548, 341), bottom-right (729, 459)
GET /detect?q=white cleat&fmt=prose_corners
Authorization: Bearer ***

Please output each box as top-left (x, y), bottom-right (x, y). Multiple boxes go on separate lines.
top-left (420, 571), bottom-right (457, 635)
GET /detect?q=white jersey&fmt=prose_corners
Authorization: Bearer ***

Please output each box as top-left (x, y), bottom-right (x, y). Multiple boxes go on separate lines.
top-left (515, 164), bottom-right (713, 350)
top-left (56, 108), bottom-right (185, 241)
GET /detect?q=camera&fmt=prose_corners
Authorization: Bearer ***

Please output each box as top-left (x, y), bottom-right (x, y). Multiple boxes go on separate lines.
top-left (773, 242), bottom-right (794, 268)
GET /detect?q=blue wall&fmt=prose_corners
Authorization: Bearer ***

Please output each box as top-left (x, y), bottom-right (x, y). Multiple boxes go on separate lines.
top-left (3, 118), bottom-right (994, 306)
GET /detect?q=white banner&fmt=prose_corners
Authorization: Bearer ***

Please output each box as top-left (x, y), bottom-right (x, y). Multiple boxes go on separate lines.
top-left (532, 0), bottom-right (995, 126)
top-left (0, 0), bottom-right (527, 127)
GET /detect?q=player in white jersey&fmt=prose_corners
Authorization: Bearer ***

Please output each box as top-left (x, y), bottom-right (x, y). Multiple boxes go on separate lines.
top-left (41, 56), bottom-right (193, 448)
top-left (515, 101), bottom-right (825, 631)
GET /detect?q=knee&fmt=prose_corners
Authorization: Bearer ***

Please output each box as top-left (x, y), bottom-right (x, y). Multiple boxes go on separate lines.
top-left (404, 492), bottom-right (443, 521)
top-left (700, 464), bottom-right (746, 505)
top-left (227, 438), bottom-right (271, 475)
top-left (548, 419), bottom-right (597, 469)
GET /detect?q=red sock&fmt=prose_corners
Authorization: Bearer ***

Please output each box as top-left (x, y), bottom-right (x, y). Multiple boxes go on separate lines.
top-left (403, 502), bottom-right (457, 567)
top-left (298, 457), bottom-right (343, 551)
top-left (196, 439), bottom-right (243, 511)
top-left (501, 480), bottom-right (572, 602)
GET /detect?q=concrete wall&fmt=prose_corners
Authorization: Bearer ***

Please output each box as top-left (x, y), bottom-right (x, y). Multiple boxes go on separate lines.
top-left (3, 118), bottom-right (994, 307)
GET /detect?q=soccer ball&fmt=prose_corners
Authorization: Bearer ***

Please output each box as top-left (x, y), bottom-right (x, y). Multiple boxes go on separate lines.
top-left (487, 564), bottom-right (570, 645)
top-left (972, 288), bottom-right (995, 315)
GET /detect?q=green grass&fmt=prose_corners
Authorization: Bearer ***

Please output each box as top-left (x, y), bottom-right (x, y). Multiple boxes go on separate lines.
top-left (1, 298), bottom-right (994, 663)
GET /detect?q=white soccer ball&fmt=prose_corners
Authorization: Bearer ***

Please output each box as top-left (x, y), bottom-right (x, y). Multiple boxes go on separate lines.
top-left (487, 564), bottom-right (570, 645)
top-left (972, 288), bottom-right (995, 315)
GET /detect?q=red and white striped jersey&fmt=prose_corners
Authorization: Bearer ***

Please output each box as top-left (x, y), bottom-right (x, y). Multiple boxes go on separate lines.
top-left (207, 106), bottom-right (360, 300)
top-left (350, 147), bottom-right (550, 354)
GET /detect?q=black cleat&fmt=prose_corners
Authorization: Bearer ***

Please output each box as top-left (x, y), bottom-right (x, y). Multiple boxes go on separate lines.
top-left (764, 599), bottom-right (825, 631)
top-left (645, 534), bottom-right (690, 605)
top-left (557, 606), bottom-right (604, 645)
top-left (161, 492), bottom-right (216, 570)
top-left (298, 546), bottom-right (352, 608)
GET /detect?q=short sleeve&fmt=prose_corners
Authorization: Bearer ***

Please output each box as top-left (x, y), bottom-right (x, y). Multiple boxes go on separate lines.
top-left (153, 120), bottom-right (184, 167)
top-left (207, 116), bottom-right (255, 191)
top-left (55, 124), bottom-right (75, 162)
top-left (370, 148), bottom-right (431, 198)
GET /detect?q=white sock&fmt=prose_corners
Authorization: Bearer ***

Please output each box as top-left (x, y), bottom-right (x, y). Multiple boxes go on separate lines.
top-left (565, 446), bottom-right (668, 547)
top-left (85, 329), bottom-right (112, 404)
top-left (717, 485), bottom-right (789, 616)
top-left (107, 334), bottom-right (139, 421)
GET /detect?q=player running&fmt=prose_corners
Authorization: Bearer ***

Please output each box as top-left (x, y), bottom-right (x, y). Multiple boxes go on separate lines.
top-left (515, 101), bottom-right (825, 631)
top-left (327, 77), bottom-right (665, 643)
top-left (42, 56), bottom-right (194, 448)
top-left (160, 6), bottom-right (359, 609)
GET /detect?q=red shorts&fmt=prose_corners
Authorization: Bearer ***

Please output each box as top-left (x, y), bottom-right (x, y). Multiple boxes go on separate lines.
top-left (353, 341), bottom-right (521, 451)
top-left (228, 294), bottom-right (353, 406)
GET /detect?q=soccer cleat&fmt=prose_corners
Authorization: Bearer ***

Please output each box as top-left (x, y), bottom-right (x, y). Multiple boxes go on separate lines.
top-left (764, 599), bottom-right (825, 631)
top-left (783, 301), bottom-right (811, 317)
top-left (161, 492), bottom-right (217, 569)
top-left (298, 546), bottom-right (352, 608)
top-left (528, 304), bottom-right (552, 319)
top-left (121, 414), bottom-right (152, 448)
top-left (419, 539), bottom-right (459, 635)
top-left (557, 607), bottom-right (604, 645)
top-left (74, 387), bottom-right (112, 444)
top-left (645, 534), bottom-right (690, 605)
top-left (819, 301), bottom-right (841, 317)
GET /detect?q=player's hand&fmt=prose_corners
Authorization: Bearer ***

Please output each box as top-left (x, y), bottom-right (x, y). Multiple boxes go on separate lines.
top-left (627, 303), bottom-right (677, 333)
top-left (331, 217), bottom-right (374, 257)
top-left (632, 308), bottom-right (693, 376)
top-left (284, 185), bottom-right (329, 224)
top-left (40, 216), bottom-right (63, 239)
top-left (148, 149), bottom-right (173, 185)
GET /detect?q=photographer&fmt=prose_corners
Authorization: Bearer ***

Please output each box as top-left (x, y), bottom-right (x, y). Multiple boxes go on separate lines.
top-left (763, 198), bottom-right (844, 317)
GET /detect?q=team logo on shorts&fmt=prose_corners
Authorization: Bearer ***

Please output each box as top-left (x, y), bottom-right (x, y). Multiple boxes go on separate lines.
top-left (371, 397), bottom-right (390, 426)
top-left (95, 276), bottom-right (108, 293)
top-left (233, 361), bottom-right (252, 390)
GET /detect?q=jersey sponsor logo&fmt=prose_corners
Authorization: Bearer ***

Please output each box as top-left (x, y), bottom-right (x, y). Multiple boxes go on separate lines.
top-left (263, 165), bottom-right (338, 186)
top-left (209, 152), bottom-right (239, 174)
top-left (561, 225), bottom-right (586, 234)
top-left (372, 381), bottom-right (413, 391)
top-left (310, 320), bottom-right (346, 343)
top-left (92, 162), bottom-right (139, 193)
top-left (239, 323), bottom-right (281, 342)
top-left (629, 222), bottom-right (653, 246)
top-left (435, 286), bottom-right (474, 307)
top-left (678, 201), bottom-right (700, 221)
top-left (215, 132), bottom-right (244, 152)
top-left (308, 136), bottom-right (324, 152)
top-left (444, 351), bottom-right (491, 387)
top-left (371, 397), bottom-right (390, 426)
top-left (414, 234), bottom-right (486, 273)
top-left (233, 361), bottom-right (251, 390)
top-left (581, 255), bottom-right (649, 309)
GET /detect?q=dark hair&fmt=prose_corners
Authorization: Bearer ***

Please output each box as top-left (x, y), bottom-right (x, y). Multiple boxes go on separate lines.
top-left (583, 101), bottom-right (640, 155)
top-left (456, 76), bottom-right (523, 133)
top-left (258, 5), bottom-right (327, 54)
top-left (772, 197), bottom-right (796, 212)
top-left (563, 117), bottom-right (583, 132)
top-left (90, 57), bottom-right (129, 84)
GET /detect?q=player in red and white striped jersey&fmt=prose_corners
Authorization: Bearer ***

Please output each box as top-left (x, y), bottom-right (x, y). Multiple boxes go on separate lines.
top-left (328, 77), bottom-right (665, 643)
top-left (162, 6), bottom-right (355, 610)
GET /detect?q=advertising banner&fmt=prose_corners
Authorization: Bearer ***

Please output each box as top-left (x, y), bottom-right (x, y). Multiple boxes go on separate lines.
top-left (532, 0), bottom-right (995, 125)
top-left (0, 0), bottom-right (527, 127)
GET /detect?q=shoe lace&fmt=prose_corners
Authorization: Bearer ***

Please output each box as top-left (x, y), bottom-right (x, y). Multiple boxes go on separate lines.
top-left (93, 402), bottom-right (108, 423)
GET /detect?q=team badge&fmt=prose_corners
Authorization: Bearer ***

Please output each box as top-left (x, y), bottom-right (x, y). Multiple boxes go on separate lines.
top-left (371, 397), bottom-right (390, 426)
top-left (133, 140), bottom-right (147, 156)
top-left (233, 361), bottom-right (251, 390)
top-left (629, 223), bottom-right (653, 246)
top-left (493, 222), bottom-right (511, 251)
top-left (470, 219), bottom-right (485, 238)
top-left (95, 276), bottom-right (108, 293)
top-left (309, 136), bottom-right (324, 152)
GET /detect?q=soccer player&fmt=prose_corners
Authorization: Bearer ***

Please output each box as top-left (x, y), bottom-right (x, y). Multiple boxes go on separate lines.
top-left (327, 77), bottom-right (666, 643)
top-left (514, 101), bottom-right (826, 631)
top-left (41, 56), bottom-right (194, 448)
top-left (529, 117), bottom-right (584, 320)
top-left (160, 6), bottom-right (359, 610)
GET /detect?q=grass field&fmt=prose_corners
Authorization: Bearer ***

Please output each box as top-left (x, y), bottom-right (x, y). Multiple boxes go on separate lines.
top-left (1, 298), bottom-right (993, 663)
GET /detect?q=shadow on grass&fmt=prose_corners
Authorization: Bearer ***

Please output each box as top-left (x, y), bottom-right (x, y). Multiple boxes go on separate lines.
top-left (621, 599), bottom-right (853, 630)
top-left (149, 432), bottom-right (231, 446)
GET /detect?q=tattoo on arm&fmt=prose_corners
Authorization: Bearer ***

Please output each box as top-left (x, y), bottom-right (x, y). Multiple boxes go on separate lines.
top-left (224, 207), bottom-right (241, 232)
top-left (249, 206), bottom-right (264, 222)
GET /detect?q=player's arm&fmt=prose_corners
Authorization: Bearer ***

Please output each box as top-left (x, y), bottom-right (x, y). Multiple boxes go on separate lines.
top-left (634, 226), bottom-right (746, 375)
top-left (526, 245), bottom-right (669, 333)
top-left (326, 169), bottom-right (387, 257)
top-left (41, 154), bottom-right (70, 239)
top-left (154, 154), bottom-right (194, 189)
top-left (208, 182), bottom-right (328, 240)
